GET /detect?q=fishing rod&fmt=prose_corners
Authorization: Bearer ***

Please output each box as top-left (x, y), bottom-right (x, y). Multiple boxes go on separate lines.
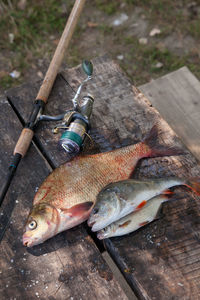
top-left (0, 0), bottom-right (86, 207)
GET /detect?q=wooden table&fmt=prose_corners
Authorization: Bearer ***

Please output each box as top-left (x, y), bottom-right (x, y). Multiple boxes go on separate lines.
top-left (0, 56), bottom-right (200, 299)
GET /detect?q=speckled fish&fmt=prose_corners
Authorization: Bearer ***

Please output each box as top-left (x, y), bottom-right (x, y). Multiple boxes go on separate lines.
top-left (97, 194), bottom-right (169, 239)
top-left (88, 177), bottom-right (200, 232)
top-left (23, 125), bottom-right (182, 247)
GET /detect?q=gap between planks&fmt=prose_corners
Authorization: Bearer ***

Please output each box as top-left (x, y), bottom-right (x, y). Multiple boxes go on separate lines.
top-left (4, 94), bottom-right (135, 300)
top-left (102, 252), bottom-right (138, 300)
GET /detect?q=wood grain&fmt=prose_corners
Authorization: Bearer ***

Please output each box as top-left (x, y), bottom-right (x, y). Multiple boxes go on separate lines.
top-left (7, 55), bottom-right (200, 299)
top-left (0, 95), bottom-right (128, 300)
top-left (140, 67), bottom-right (200, 162)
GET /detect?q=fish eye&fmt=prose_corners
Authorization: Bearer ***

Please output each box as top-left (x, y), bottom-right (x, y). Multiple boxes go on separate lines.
top-left (93, 208), bottom-right (99, 214)
top-left (28, 220), bottom-right (37, 230)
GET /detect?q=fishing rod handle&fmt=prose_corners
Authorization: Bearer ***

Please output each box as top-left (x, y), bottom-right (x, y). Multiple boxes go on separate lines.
top-left (14, 128), bottom-right (34, 157)
top-left (36, 0), bottom-right (86, 103)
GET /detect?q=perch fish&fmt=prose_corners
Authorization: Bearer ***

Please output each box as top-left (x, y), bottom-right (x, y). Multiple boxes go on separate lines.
top-left (23, 125), bottom-right (182, 247)
top-left (88, 177), bottom-right (200, 232)
top-left (97, 194), bottom-right (170, 239)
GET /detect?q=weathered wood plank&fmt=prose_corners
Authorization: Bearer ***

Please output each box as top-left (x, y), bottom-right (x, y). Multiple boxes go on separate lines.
top-left (6, 55), bottom-right (135, 166)
top-left (0, 95), bottom-right (128, 300)
top-left (104, 85), bottom-right (200, 300)
top-left (140, 67), bottom-right (200, 162)
top-left (6, 56), bottom-right (200, 299)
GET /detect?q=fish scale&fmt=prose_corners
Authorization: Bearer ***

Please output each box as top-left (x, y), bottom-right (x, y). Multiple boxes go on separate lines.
top-left (33, 142), bottom-right (147, 209)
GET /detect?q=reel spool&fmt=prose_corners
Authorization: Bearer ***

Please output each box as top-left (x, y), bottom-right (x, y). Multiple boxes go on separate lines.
top-left (59, 94), bottom-right (94, 154)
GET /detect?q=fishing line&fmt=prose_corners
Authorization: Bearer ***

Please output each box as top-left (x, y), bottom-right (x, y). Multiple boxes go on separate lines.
top-left (59, 73), bottom-right (77, 95)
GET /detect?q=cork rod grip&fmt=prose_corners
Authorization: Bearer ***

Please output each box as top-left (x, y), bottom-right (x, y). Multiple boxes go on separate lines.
top-left (36, 0), bottom-right (86, 103)
top-left (14, 128), bottom-right (34, 157)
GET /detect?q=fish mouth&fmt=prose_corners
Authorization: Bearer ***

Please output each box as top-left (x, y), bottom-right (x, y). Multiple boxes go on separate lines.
top-left (22, 235), bottom-right (34, 248)
top-left (88, 216), bottom-right (106, 231)
top-left (88, 216), bottom-right (113, 232)
top-left (97, 231), bottom-right (106, 240)
top-left (90, 221), bottom-right (106, 232)
top-left (87, 219), bottom-right (96, 227)
top-left (88, 220), bottom-right (101, 232)
top-left (23, 239), bottom-right (32, 248)
top-left (90, 218), bottom-right (114, 232)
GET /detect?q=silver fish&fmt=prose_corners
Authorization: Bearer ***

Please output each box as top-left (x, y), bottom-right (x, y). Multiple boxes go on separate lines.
top-left (88, 177), bottom-right (200, 232)
top-left (97, 194), bottom-right (168, 239)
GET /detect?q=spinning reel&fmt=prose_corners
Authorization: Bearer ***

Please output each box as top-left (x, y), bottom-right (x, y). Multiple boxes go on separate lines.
top-left (38, 60), bottom-right (94, 154)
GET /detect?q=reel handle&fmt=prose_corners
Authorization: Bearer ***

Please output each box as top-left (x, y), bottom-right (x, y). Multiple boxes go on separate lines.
top-left (82, 60), bottom-right (93, 77)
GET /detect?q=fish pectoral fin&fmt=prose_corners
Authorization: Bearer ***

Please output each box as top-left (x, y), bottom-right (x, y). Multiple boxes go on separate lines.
top-left (161, 189), bottom-right (174, 195)
top-left (119, 220), bottom-right (131, 228)
top-left (136, 200), bottom-right (147, 210)
top-left (139, 220), bottom-right (150, 227)
top-left (63, 202), bottom-right (94, 217)
top-left (59, 208), bottom-right (73, 218)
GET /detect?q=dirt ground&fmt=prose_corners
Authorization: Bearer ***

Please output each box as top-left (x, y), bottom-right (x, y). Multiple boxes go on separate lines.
top-left (0, 0), bottom-right (200, 93)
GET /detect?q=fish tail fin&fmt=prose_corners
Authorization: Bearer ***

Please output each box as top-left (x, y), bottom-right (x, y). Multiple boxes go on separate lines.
top-left (185, 178), bottom-right (200, 195)
top-left (143, 124), bottom-right (184, 158)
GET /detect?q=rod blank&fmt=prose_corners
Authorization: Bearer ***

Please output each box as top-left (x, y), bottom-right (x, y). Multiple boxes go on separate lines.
top-left (36, 0), bottom-right (86, 102)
